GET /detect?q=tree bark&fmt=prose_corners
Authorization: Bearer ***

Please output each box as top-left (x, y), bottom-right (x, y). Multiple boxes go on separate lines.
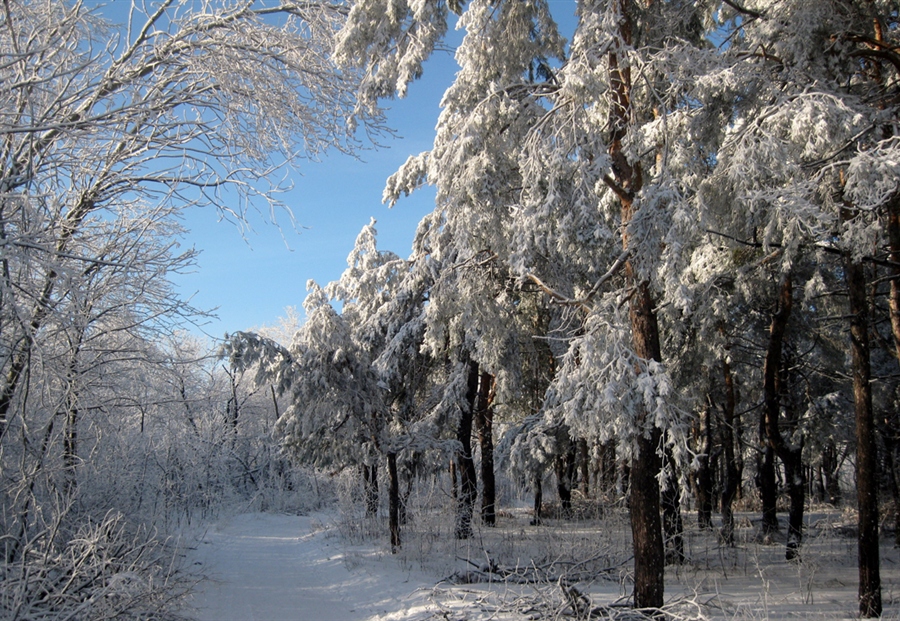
top-left (846, 256), bottom-right (882, 617)
top-left (608, 0), bottom-right (666, 604)
top-left (662, 443), bottom-right (685, 565)
top-left (762, 272), bottom-right (805, 561)
top-left (598, 440), bottom-right (617, 498)
top-left (885, 196), bottom-right (900, 545)
top-left (474, 370), bottom-right (496, 526)
top-left (627, 280), bottom-right (666, 607)
top-left (449, 460), bottom-right (458, 500)
top-left (556, 440), bottom-right (577, 518)
top-left (388, 452), bottom-right (400, 552)
top-left (531, 473), bottom-right (543, 525)
top-left (362, 463), bottom-right (378, 517)
top-left (455, 359), bottom-right (479, 540)
top-left (578, 438), bottom-right (591, 497)
top-left (63, 394), bottom-right (78, 498)
top-left (821, 442), bottom-right (842, 506)
top-left (631, 428), bottom-right (665, 609)
top-left (756, 439), bottom-right (779, 536)
top-left (720, 356), bottom-right (740, 546)
top-left (695, 402), bottom-right (714, 530)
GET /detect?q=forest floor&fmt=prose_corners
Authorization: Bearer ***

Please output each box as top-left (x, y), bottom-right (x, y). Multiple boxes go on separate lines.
top-left (183, 505), bottom-right (900, 620)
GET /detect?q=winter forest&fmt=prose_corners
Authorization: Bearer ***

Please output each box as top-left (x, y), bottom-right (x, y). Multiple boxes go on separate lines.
top-left (2, 0), bottom-right (900, 619)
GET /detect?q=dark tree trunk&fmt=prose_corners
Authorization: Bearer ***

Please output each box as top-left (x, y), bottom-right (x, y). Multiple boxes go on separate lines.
top-left (781, 448), bottom-right (805, 560)
top-left (662, 442), bottom-right (685, 565)
top-left (821, 442), bottom-right (843, 506)
top-left (846, 256), bottom-right (882, 617)
top-left (885, 197), bottom-right (900, 547)
top-left (695, 402), bottom-right (714, 530)
top-left (720, 356), bottom-right (740, 546)
top-left (474, 370), bottom-right (496, 526)
top-left (388, 452), bottom-right (400, 552)
top-left (362, 464), bottom-right (378, 517)
top-left (812, 465), bottom-right (824, 504)
top-left (762, 273), bottom-right (806, 561)
top-left (455, 359), bottom-right (479, 540)
top-left (734, 396), bottom-right (745, 501)
top-left (63, 392), bottom-right (78, 497)
top-left (756, 443), bottom-right (779, 536)
top-left (556, 441), bottom-right (577, 518)
top-left (598, 441), bottom-right (617, 498)
top-left (531, 473), bottom-right (543, 525)
top-left (399, 456), bottom-right (416, 526)
top-left (631, 427), bottom-right (665, 609)
top-left (449, 460), bottom-right (458, 500)
top-left (578, 438), bottom-right (590, 497)
top-left (227, 368), bottom-right (239, 444)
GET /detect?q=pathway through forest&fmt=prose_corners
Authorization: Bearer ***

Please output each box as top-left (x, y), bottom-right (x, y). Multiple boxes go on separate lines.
top-left (186, 513), bottom-right (431, 621)
top-left (183, 509), bottom-right (900, 620)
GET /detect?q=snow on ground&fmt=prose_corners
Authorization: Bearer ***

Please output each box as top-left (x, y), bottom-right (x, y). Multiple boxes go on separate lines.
top-left (184, 512), bottom-right (433, 621)
top-left (183, 508), bottom-right (900, 620)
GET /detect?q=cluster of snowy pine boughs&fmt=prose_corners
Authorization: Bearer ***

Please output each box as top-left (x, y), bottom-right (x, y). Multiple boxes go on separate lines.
top-left (228, 0), bottom-right (900, 493)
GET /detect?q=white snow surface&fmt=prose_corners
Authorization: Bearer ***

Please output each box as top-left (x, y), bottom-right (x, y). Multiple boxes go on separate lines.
top-left (184, 509), bottom-right (900, 621)
top-left (186, 512), bottom-right (431, 621)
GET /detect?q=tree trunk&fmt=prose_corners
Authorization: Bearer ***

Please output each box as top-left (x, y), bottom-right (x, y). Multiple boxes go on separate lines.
top-left (455, 359), bottom-right (479, 540)
top-left (762, 272), bottom-right (806, 561)
top-left (362, 463), bottom-right (378, 517)
top-left (474, 370), bottom-right (496, 526)
top-left (226, 367), bottom-right (239, 448)
top-left (886, 197), bottom-right (900, 546)
top-left (846, 256), bottom-right (882, 617)
top-left (608, 0), bottom-right (665, 601)
top-left (388, 452), bottom-right (400, 552)
top-left (662, 442), bottom-right (685, 565)
top-left (449, 460), bottom-right (458, 500)
top-left (631, 427), bottom-right (665, 609)
top-left (821, 442), bottom-right (842, 506)
top-left (695, 402), bottom-right (714, 530)
top-left (781, 448), bottom-right (805, 561)
top-left (578, 438), bottom-right (590, 497)
top-left (756, 439), bottom-right (779, 536)
top-left (721, 356), bottom-right (740, 546)
top-left (531, 473), bottom-right (543, 525)
top-left (400, 456), bottom-right (416, 526)
top-left (556, 440), bottom-right (577, 518)
top-left (0, 196), bottom-right (97, 443)
top-left (63, 397), bottom-right (78, 497)
top-left (626, 280), bottom-right (666, 607)
top-left (598, 441), bottom-right (617, 498)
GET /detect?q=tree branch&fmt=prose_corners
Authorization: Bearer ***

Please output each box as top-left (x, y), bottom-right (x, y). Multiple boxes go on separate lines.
top-left (722, 0), bottom-right (764, 20)
top-left (525, 250), bottom-right (631, 311)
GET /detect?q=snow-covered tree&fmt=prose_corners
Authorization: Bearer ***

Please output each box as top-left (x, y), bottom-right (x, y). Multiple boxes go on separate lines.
top-left (0, 0), bottom-right (387, 614)
top-left (339, 0), bottom-right (899, 612)
top-left (226, 222), bottom-right (445, 549)
top-left (684, 2), bottom-right (898, 613)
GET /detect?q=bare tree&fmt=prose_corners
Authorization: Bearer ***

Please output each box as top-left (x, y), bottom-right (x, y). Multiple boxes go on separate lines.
top-left (0, 1), bottom-right (384, 615)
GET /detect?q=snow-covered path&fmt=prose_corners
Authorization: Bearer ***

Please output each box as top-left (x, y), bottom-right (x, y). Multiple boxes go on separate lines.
top-left (186, 513), bottom-right (429, 621)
